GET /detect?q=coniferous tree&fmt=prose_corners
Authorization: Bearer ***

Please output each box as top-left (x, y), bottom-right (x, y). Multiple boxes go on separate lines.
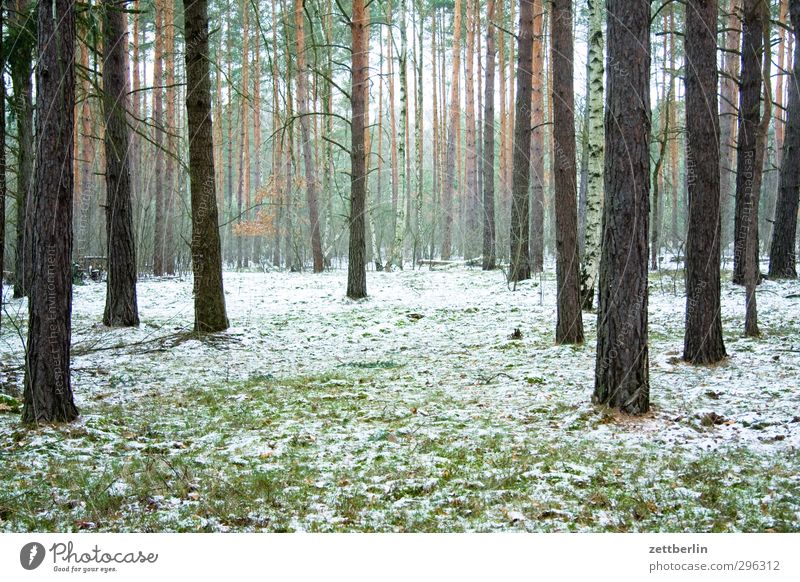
top-left (22, 0), bottom-right (80, 423)
top-left (683, 0), bottom-right (726, 364)
top-left (594, 0), bottom-right (651, 414)
top-left (102, 0), bottom-right (140, 327)
top-left (184, 0), bottom-right (229, 332)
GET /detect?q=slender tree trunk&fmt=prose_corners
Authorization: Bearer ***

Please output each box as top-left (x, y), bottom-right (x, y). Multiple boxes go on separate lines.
top-left (152, 0), bottom-right (165, 276)
top-left (593, 0), bottom-right (651, 415)
top-left (744, 1), bottom-right (772, 336)
top-left (775, 0), bottom-right (789, 161)
top-left (163, 0), bottom-right (176, 274)
top-left (551, 0), bottom-right (583, 343)
top-left (0, 3), bottom-right (5, 327)
top-left (509, 0), bottom-right (533, 283)
top-left (463, 0), bottom-right (479, 259)
top-left (22, 0), bottom-right (80, 423)
top-left (530, 0), bottom-right (544, 273)
top-left (348, 0), bottom-right (369, 298)
top-left (720, 0), bottom-right (741, 253)
top-left (482, 0), bottom-right (497, 270)
top-left (581, 0), bottom-right (604, 309)
top-left (102, 0), bottom-right (139, 327)
top-left (10, 0), bottom-right (34, 299)
top-left (668, 7), bottom-right (679, 247)
top-left (769, 0), bottom-right (800, 279)
top-left (184, 0), bottom-right (229, 332)
top-left (294, 0), bottom-right (324, 273)
top-left (734, 0), bottom-right (765, 285)
top-left (683, 0), bottom-right (726, 363)
top-left (441, 0), bottom-right (463, 260)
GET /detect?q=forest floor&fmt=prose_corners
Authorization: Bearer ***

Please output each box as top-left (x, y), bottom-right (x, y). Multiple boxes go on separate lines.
top-left (1, 265), bottom-right (799, 532)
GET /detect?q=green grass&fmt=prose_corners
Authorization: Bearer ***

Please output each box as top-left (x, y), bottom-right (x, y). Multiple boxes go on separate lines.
top-left (1, 367), bottom-right (798, 532)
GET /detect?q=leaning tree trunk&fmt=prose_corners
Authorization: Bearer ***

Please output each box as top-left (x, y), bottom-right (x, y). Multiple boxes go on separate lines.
top-left (593, 0), bottom-right (651, 414)
top-left (769, 0), bottom-right (800, 279)
top-left (733, 0), bottom-right (765, 286)
top-left (683, 0), bottom-right (726, 364)
top-left (482, 0), bottom-right (497, 270)
top-left (508, 0), bottom-right (534, 283)
top-left (551, 0), bottom-right (584, 344)
top-left (22, 0), bottom-right (80, 423)
top-left (581, 0), bottom-right (604, 310)
top-left (347, 0), bottom-right (369, 299)
top-left (102, 0), bottom-right (139, 327)
top-left (183, 0), bottom-right (229, 332)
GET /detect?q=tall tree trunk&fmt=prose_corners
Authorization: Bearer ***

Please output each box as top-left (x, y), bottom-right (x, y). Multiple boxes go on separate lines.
top-left (482, 0), bottom-right (497, 270)
top-left (102, 0), bottom-right (140, 327)
top-left (733, 0), bottom-right (765, 285)
top-left (10, 0), bottom-right (34, 299)
top-left (508, 0), bottom-right (533, 283)
top-left (530, 0), bottom-right (544, 273)
top-left (775, 0), bottom-right (790, 161)
top-left (581, 0), bottom-right (604, 309)
top-left (348, 0), bottom-right (369, 299)
top-left (668, 7), bottom-right (679, 247)
top-left (720, 0), bottom-right (740, 253)
top-left (387, 0), bottom-right (410, 269)
top-left (414, 1), bottom-right (425, 266)
top-left (551, 0), bottom-right (583, 343)
top-left (683, 0), bottom-right (726, 364)
top-left (294, 0), bottom-right (324, 273)
top-left (463, 0), bottom-right (479, 259)
top-left (441, 0), bottom-right (463, 260)
top-left (22, 0), bottom-right (80, 423)
top-left (0, 2), bottom-right (5, 327)
top-left (744, 1), bottom-right (772, 336)
top-left (163, 0), bottom-right (176, 274)
top-left (184, 0), bottom-right (229, 332)
top-left (593, 0), bottom-right (650, 414)
top-left (152, 0), bottom-right (165, 276)
top-left (236, 0), bottom-right (250, 270)
top-left (769, 0), bottom-right (800, 279)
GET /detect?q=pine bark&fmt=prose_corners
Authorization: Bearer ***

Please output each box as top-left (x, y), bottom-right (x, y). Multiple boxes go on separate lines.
top-left (593, 0), bottom-right (651, 415)
top-left (508, 0), bottom-right (533, 283)
top-left (102, 0), bottom-right (140, 327)
top-left (294, 0), bottom-right (324, 273)
top-left (348, 0), bottom-right (369, 299)
top-left (22, 0), bottom-right (80, 423)
top-left (152, 0), bottom-right (165, 275)
top-left (0, 3), bottom-right (5, 326)
top-left (683, 0), bottom-right (726, 364)
top-left (463, 0), bottom-right (479, 259)
top-left (482, 0), bottom-right (497, 270)
top-left (163, 0), bottom-right (176, 274)
top-left (551, 0), bottom-right (583, 343)
top-left (530, 0), bottom-right (544, 273)
top-left (10, 0), bottom-right (34, 299)
top-left (441, 0), bottom-right (463, 260)
top-left (720, 0), bottom-right (740, 252)
top-left (769, 0), bottom-right (800, 279)
top-left (184, 0), bottom-right (229, 332)
top-left (733, 0), bottom-right (765, 286)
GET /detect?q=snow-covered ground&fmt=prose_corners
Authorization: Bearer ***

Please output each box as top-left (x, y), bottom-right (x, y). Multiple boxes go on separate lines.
top-left (1, 267), bottom-right (799, 532)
